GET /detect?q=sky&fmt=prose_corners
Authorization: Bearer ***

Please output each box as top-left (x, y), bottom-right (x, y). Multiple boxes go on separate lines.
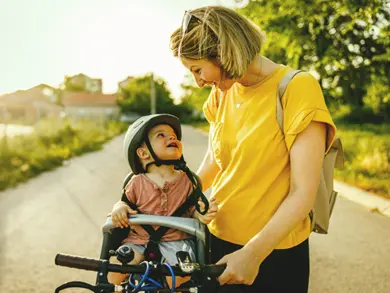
top-left (0, 0), bottom-right (246, 100)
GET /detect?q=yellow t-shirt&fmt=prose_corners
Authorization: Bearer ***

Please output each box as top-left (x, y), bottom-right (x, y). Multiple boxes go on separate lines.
top-left (203, 65), bottom-right (336, 249)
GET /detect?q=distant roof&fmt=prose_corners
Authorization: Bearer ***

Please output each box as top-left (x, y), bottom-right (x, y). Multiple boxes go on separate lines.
top-left (62, 92), bottom-right (118, 107)
top-left (118, 76), bottom-right (134, 87)
top-left (31, 84), bottom-right (56, 90)
top-left (0, 84), bottom-right (60, 109)
top-left (0, 84), bottom-right (55, 99)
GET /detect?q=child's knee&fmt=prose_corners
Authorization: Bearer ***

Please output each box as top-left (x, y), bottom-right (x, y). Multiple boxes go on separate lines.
top-left (107, 257), bottom-right (128, 285)
top-left (132, 249), bottom-right (145, 263)
top-left (107, 249), bottom-right (145, 285)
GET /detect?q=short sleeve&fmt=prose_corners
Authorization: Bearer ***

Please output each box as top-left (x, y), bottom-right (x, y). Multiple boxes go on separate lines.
top-left (282, 72), bottom-right (336, 154)
top-left (124, 176), bottom-right (138, 203)
top-left (202, 87), bottom-right (220, 123)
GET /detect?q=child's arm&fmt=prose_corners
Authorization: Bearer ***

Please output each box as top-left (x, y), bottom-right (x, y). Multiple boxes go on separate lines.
top-left (193, 197), bottom-right (218, 224)
top-left (112, 178), bottom-right (139, 228)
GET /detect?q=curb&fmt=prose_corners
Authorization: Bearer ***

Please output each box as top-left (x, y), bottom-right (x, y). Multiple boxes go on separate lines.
top-left (334, 180), bottom-right (390, 217)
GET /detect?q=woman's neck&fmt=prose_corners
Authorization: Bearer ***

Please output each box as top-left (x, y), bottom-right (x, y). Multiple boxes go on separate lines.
top-left (238, 55), bottom-right (279, 87)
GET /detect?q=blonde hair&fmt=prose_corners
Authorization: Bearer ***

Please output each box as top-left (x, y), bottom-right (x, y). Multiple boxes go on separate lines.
top-left (170, 6), bottom-right (266, 79)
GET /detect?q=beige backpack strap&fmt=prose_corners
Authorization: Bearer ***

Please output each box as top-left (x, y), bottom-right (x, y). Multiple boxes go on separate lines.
top-left (331, 136), bottom-right (345, 168)
top-left (276, 70), bottom-right (303, 131)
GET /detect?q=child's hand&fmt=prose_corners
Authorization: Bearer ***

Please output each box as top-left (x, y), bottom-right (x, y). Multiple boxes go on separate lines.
top-left (111, 201), bottom-right (137, 228)
top-left (195, 197), bottom-right (218, 224)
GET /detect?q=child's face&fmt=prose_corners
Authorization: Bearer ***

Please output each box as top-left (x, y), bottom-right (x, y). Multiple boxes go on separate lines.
top-left (145, 124), bottom-right (182, 160)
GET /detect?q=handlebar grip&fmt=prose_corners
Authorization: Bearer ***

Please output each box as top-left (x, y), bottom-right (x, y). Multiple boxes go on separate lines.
top-left (55, 254), bottom-right (101, 272)
top-left (203, 264), bottom-right (227, 277)
top-left (56, 253), bottom-right (227, 277)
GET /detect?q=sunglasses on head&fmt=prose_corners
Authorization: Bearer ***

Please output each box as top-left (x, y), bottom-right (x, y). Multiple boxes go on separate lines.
top-left (178, 10), bottom-right (201, 57)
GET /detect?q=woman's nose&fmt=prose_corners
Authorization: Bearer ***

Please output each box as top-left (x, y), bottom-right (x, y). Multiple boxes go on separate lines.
top-left (196, 78), bottom-right (205, 88)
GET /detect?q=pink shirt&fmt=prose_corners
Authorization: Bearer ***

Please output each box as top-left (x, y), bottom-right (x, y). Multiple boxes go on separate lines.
top-left (122, 172), bottom-right (194, 245)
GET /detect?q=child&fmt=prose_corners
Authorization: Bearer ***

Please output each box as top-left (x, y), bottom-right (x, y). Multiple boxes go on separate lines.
top-left (109, 113), bottom-right (218, 286)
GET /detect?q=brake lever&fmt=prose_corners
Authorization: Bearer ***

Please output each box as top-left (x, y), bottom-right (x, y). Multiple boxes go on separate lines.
top-left (176, 251), bottom-right (200, 273)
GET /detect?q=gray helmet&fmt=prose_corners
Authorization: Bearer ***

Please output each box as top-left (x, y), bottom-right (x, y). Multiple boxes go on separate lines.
top-left (123, 114), bottom-right (182, 174)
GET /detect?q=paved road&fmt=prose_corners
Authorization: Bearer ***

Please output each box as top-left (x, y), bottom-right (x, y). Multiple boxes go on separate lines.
top-left (0, 125), bottom-right (389, 293)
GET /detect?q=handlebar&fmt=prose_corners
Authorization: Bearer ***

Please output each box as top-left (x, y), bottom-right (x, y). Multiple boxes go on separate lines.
top-left (55, 253), bottom-right (226, 277)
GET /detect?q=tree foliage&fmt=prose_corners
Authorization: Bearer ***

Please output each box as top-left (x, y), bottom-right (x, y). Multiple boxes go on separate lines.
top-left (117, 74), bottom-right (193, 121)
top-left (239, 0), bottom-right (390, 115)
top-left (180, 74), bottom-right (212, 117)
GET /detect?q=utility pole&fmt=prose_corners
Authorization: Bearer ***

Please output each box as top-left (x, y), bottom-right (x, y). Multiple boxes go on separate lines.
top-left (1, 104), bottom-right (8, 152)
top-left (150, 73), bottom-right (156, 114)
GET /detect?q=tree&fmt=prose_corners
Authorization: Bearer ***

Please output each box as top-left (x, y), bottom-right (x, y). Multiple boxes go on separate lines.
top-left (239, 0), bottom-right (390, 111)
top-left (180, 74), bottom-right (212, 118)
top-left (363, 75), bottom-right (390, 120)
top-left (117, 74), bottom-right (192, 120)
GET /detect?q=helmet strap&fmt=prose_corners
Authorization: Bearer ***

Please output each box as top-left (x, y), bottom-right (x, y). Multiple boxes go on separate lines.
top-left (143, 134), bottom-right (209, 215)
top-left (143, 134), bottom-right (186, 172)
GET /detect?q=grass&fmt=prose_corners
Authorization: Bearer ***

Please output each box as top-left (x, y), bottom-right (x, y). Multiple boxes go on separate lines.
top-left (0, 118), bottom-right (128, 191)
top-left (334, 124), bottom-right (389, 199)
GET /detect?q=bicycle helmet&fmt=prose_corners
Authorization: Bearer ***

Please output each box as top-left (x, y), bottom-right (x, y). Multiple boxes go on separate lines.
top-left (123, 114), bottom-right (183, 174)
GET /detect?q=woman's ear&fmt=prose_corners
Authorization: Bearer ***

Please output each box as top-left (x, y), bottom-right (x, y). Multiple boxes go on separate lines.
top-left (136, 147), bottom-right (150, 160)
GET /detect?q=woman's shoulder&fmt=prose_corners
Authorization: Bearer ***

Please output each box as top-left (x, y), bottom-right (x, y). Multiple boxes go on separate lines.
top-left (286, 70), bottom-right (320, 90)
top-left (279, 68), bottom-right (324, 105)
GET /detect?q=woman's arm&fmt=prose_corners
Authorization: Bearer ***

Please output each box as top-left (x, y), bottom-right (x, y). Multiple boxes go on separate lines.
top-left (245, 121), bottom-right (326, 253)
top-left (217, 121), bottom-right (326, 285)
top-left (196, 129), bottom-right (220, 192)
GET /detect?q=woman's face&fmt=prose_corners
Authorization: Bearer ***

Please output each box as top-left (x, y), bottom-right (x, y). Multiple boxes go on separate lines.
top-left (181, 58), bottom-right (235, 91)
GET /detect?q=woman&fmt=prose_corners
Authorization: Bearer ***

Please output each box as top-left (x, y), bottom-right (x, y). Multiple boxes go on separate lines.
top-left (169, 5), bottom-right (336, 293)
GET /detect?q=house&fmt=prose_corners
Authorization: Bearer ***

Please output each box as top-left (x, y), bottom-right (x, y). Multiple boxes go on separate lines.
top-left (62, 92), bottom-right (120, 119)
top-left (64, 74), bottom-right (102, 93)
top-left (0, 84), bottom-right (63, 124)
top-left (118, 76), bottom-right (134, 89)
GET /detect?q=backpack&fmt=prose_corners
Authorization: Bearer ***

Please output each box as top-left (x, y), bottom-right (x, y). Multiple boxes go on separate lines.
top-left (276, 70), bottom-right (344, 234)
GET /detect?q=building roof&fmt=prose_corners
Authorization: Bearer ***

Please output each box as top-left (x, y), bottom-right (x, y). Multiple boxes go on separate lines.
top-left (0, 84), bottom-right (61, 110)
top-left (62, 92), bottom-right (118, 107)
top-left (118, 76), bottom-right (134, 88)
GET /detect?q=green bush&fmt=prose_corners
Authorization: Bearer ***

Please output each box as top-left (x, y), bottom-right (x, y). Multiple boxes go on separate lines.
top-left (334, 107), bottom-right (388, 124)
top-left (0, 118), bottom-right (127, 191)
top-left (335, 124), bottom-right (390, 198)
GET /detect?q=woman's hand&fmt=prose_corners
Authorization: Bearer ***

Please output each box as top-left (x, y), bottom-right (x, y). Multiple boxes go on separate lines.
top-left (216, 246), bottom-right (263, 286)
top-left (194, 197), bottom-right (218, 224)
top-left (111, 201), bottom-right (137, 228)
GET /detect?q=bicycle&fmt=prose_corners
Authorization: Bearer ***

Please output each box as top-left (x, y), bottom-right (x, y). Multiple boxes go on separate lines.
top-left (55, 214), bottom-right (226, 293)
